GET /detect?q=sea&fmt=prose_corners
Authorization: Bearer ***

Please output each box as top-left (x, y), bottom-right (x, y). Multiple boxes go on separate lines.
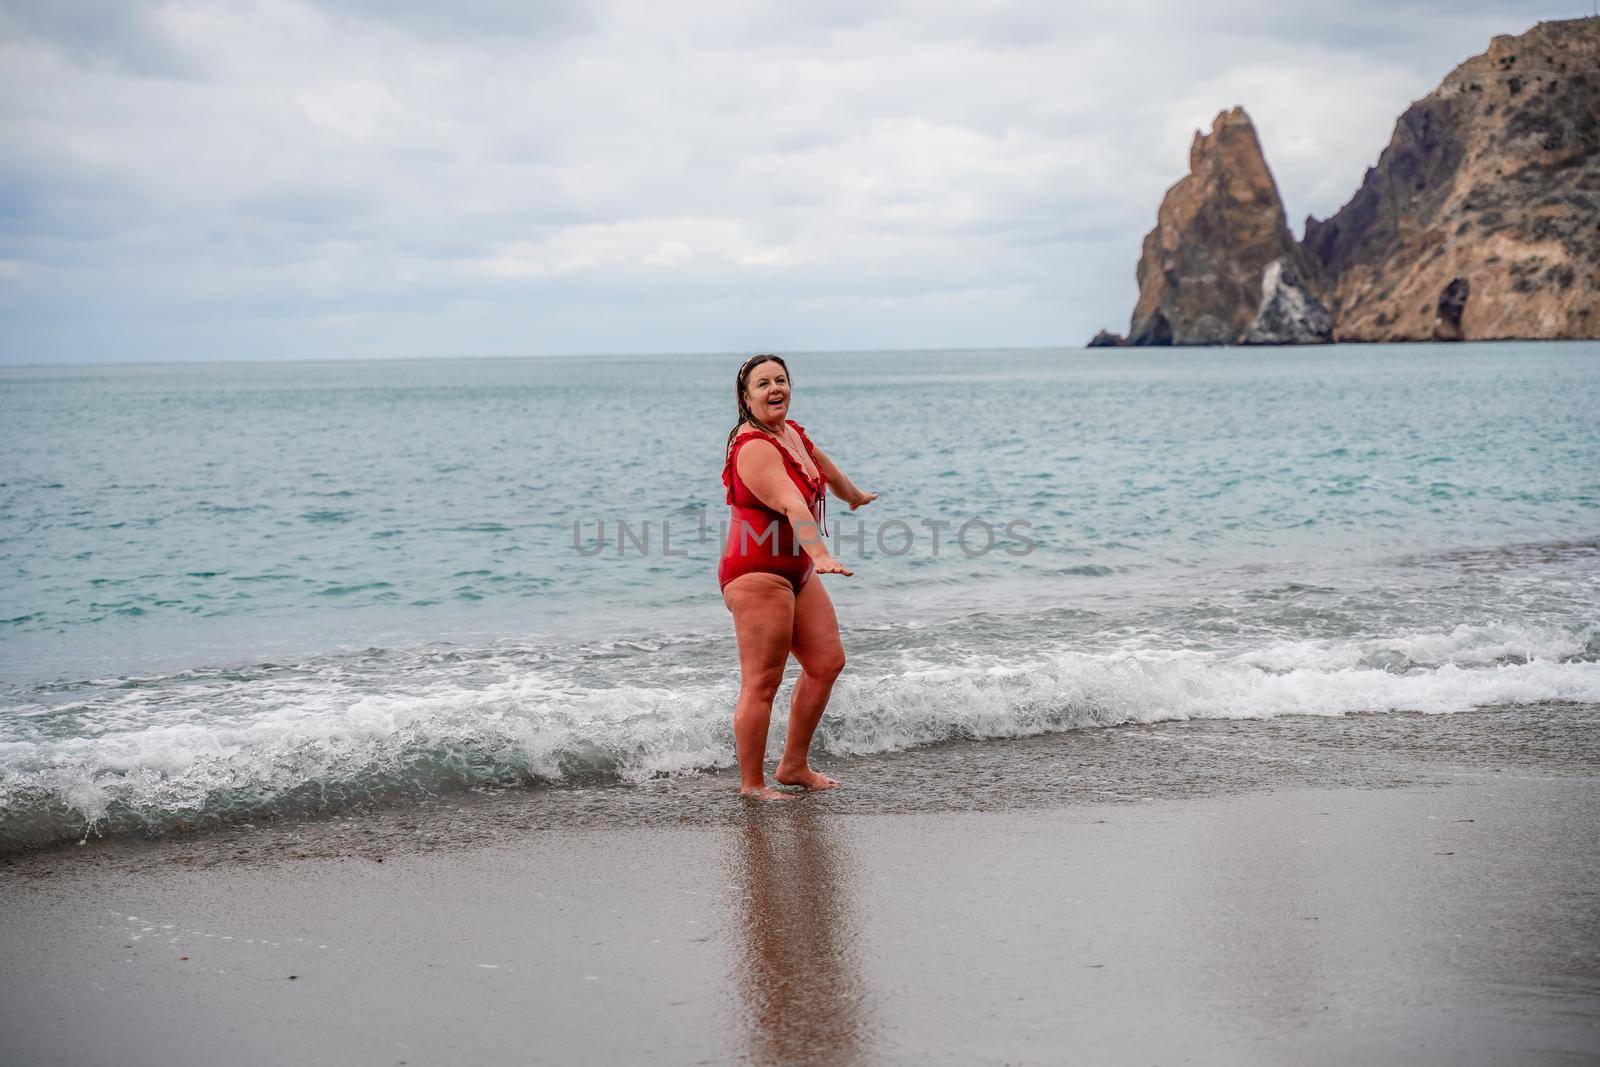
top-left (2, 342), bottom-right (1597, 847)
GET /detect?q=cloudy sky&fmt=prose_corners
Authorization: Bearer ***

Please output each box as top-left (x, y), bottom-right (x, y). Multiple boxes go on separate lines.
top-left (0, 0), bottom-right (1564, 363)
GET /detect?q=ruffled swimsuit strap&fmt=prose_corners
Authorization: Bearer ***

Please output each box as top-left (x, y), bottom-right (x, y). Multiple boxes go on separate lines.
top-left (785, 420), bottom-right (828, 536)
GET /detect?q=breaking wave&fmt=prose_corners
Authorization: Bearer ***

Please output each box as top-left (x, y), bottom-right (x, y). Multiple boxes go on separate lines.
top-left (2, 620), bottom-right (1595, 848)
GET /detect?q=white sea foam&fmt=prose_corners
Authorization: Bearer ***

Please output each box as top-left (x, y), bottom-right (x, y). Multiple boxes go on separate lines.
top-left (1234, 620), bottom-right (1595, 672)
top-left (1, 621), bottom-right (1596, 846)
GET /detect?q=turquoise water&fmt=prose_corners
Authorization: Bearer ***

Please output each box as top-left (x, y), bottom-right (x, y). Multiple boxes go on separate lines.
top-left (2, 343), bottom-right (1598, 844)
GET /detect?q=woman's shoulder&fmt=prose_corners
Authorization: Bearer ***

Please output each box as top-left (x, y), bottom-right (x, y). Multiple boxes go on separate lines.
top-left (727, 423), bottom-right (778, 459)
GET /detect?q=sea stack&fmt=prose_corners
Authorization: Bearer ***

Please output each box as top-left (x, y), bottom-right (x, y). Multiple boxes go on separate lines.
top-left (1126, 107), bottom-right (1330, 346)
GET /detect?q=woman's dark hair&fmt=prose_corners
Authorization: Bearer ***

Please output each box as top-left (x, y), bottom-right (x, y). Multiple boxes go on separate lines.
top-left (726, 353), bottom-right (790, 454)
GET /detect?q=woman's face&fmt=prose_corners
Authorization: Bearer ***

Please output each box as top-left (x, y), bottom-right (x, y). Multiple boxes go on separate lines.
top-left (745, 360), bottom-right (790, 424)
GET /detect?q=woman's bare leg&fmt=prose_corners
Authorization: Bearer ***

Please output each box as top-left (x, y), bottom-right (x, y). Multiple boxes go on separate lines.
top-left (776, 574), bottom-right (845, 790)
top-left (723, 572), bottom-right (798, 799)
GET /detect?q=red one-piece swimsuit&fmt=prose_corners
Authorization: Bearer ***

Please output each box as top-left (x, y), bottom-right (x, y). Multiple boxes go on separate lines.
top-left (719, 420), bottom-right (827, 595)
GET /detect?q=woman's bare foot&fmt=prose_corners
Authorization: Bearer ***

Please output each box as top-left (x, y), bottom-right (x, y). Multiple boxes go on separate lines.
top-left (773, 764), bottom-right (840, 790)
top-left (740, 785), bottom-right (800, 801)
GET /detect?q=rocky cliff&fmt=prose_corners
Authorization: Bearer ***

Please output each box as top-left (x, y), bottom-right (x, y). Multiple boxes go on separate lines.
top-left (1094, 17), bottom-right (1600, 346)
top-left (1125, 107), bottom-right (1329, 346)
top-left (1305, 17), bottom-right (1599, 342)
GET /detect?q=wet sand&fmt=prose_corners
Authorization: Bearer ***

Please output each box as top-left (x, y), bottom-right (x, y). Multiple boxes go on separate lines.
top-left (2, 708), bottom-right (1599, 1065)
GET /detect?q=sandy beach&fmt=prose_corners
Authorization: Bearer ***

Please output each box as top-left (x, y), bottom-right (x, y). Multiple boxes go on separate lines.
top-left (5, 5), bottom-right (1600, 1064)
top-left (3, 706), bottom-right (1598, 1066)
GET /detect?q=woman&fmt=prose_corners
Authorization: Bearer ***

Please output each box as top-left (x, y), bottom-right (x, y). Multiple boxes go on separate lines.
top-left (719, 354), bottom-right (877, 800)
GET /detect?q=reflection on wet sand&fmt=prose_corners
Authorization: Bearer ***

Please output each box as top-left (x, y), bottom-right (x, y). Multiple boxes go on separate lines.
top-left (731, 804), bottom-right (873, 1066)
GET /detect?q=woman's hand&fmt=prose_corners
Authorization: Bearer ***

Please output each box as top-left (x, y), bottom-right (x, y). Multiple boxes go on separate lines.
top-left (814, 555), bottom-right (854, 577)
top-left (848, 490), bottom-right (878, 511)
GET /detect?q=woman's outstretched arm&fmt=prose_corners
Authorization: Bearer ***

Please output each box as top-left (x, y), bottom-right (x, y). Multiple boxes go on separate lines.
top-left (736, 441), bottom-right (853, 575)
top-left (813, 449), bottom-right (877, 511)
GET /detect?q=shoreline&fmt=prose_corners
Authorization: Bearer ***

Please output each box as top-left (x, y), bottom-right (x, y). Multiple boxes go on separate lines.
top-left (3, 702), bottom-right (1598, 1063)
top-left (2, 774), bottom-right (1596, 1065)
top-left (4, 699), bottom-right (1598, 865)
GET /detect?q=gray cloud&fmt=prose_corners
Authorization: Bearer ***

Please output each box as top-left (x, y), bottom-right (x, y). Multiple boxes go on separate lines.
top-left (0, 0), bottom-right (1561, 362)
top-left (0, 0), bottom-right (203, 77)
top-left (321, 0), bottom-right (597, 42)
